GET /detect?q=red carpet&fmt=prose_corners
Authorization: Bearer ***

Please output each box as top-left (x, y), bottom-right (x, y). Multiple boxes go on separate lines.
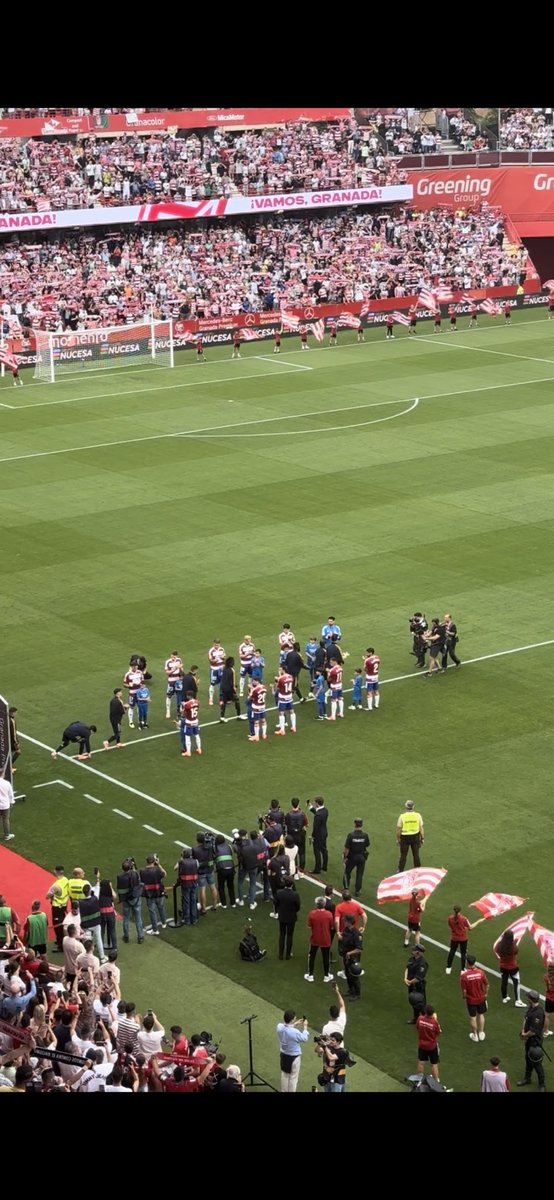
top-left (0, 845), bottom-right (55, 933)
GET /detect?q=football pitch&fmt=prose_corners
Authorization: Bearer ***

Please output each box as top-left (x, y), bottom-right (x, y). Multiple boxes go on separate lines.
top-left (2, 310), bottom-right (553, 1093)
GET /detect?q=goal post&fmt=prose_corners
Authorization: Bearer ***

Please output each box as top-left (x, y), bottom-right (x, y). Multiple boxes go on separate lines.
top-left (33, 317), bottom-right (174, 382)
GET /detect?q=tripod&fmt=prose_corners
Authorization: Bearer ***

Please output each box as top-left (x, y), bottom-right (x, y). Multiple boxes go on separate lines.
top-left (241, 1014), bottom-right (277, 1091)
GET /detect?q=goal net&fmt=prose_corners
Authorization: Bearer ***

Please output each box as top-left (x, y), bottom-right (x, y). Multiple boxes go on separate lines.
top-left (33, 318), bottom-right (174, 382)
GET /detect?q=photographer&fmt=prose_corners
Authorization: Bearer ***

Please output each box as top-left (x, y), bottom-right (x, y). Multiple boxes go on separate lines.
top-left (214, 835), bottom-right (237, 908)
top-left (409, 612), bottom-right (428, 669)
top-left (194, 833), bottom-right (219, 915)
top-left (116, 858), bottom-right (144, 945)
top-left (315, 1031), bottom-right (351, 1093)
top-left (174, 847), bottom-right (199, 926)
top-left (140, 853), bottom-right (168, 936)
top-left (276, 1009), bottom-right (309, 1093)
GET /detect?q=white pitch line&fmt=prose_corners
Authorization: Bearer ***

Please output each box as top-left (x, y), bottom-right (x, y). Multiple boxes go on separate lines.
top-left (185, 397), bottom-right (420, 438)
top-left (254, 355), bottom-right (313, 371)
top-left (174, 840), bottom-right (188, 848)
top-left (1, 364), bottom-right (309, 413)
top-left (89, 636), bottom-right (554, 753)
top-left (143, 823), bottom-right (163, 836)
top-left (84, 793), bottom-right (103, 805)
top-left (4, 363), bottom-right (554, 466)
top-left (417, 333), bottom-right (554, 367)
top-left (112, 807), bottom-right (133, 820)
top-left (33, 778), bottom-right (74, 790)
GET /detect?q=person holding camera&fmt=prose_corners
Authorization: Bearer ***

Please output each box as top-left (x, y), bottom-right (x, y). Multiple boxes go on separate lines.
top-left (517, 991), bottom-right (547, 1090)
top-left (140, 854), bottom-right (168, 935)
top-left (342, 819), bottom-right (370, 896)
top-left (235, 829), bottom-right (267, 911)
top-left (116, 858), bottom-right (144, 944)
top-left (175, 847), bottom-right (200, 925)
top-left (137, 1010), bottom-right (165, 1058)
top-left (316, 1031), bottom-right (351, 1092)
top-left (409, 612), bottom-right (428, 669)
top-left (276, 1009), bottom-right (309, 1092)
top-left (194, 832), bottom-right (219, 914)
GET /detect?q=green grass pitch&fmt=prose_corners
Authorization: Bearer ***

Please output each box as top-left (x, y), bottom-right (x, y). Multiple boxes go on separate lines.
top-left (2, 310), bottom-right (553, 1093)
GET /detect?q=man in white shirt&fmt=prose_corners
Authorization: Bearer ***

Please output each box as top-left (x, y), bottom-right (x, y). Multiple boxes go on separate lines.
top-left (321, 983), bottom-right (348, 1039)
top-left (77, 1049), bottom-right (115, 1092)
top-left (0, 777), bottom-right (15, 842)
top-left (137, 1010), bottom-right (165, 1057)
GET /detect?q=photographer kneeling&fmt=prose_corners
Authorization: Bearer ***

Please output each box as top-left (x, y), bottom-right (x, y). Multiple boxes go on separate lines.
top-left (315, 1031), bottom-right (354, 1093)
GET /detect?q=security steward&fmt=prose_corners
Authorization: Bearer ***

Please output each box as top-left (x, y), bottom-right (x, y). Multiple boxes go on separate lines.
top-left (397, 801), bottom-right (424, 872)
top-left (67, 867), bottom-right (90, 904)
top-left (46, 866), bottom-right (69, 951)
top-left (518, 990), bottom-right (547, 1091)
top-left (341, 914), bottom-right (363, 1000)
top-left (405, 945), bottom-right (429, 1022)
top-left (342, 819), bottom-right (370, 896)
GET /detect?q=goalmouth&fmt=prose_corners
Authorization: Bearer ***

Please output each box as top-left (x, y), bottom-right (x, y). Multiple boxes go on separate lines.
top-left (33, 317), bottom-right (174, 382)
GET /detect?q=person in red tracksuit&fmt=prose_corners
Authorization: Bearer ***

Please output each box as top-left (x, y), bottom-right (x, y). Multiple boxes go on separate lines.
top-left (503, 302), bottom-right (511, 324)
top-left (404, 888), bottom-right (426, 949)
top-left (385, 314), bottom-right (394, 340)
top-left (445, 905), bottom-right (485, 974)
top-left (543, 962), bottom-right (554, 1036)
top-left (304, 896), bottom-right (334, 983)
top-left (416, 1004), bottom-right (442, 1083)
top-left (460, 954), bottom-right (489, 1043)
top-left (497, 929), bottom-right (527, 1008)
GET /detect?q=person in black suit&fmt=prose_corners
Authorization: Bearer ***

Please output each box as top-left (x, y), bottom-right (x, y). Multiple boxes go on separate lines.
top-left (309, 796), bottom-right (329, 874)
top-left (274, 876), bottom-right (301, 960)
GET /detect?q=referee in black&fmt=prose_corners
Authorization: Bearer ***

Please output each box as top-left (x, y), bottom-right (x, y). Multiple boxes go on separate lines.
top-left (103, 688), bottom-right (127, 750)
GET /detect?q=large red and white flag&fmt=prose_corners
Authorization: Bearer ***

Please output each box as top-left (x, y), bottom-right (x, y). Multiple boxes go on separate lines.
top-left (280, 310), bottom-right (300, 332)
top-left (241, 328), bottom-right (262, 341)
top-left (0, 347), bottom-right (19, 370)
top-left (392, 310), bottom-right (411, 326)
top-left (417, 288), bottom-right (436, 310)
top-left (311, 319), bottom-right (325, 343)
top-left (479, 299), bottom-right (500, 315)
top-left (542, 279), bottom-right (554, 291)
top-left (377, 867), bottom-right (447, 905)
top-left (360, 301), bottom-right (370, 318)
top-left (435, 285), bottom-right (454, 302)
top-left (470, 892), bottom-right (527, 919)
top-left (337, 312), bottom-right (362, 329)
top-left (528, 919), bottom-right (554, 965)
top-left (493, 912), bottom-right (534, 959)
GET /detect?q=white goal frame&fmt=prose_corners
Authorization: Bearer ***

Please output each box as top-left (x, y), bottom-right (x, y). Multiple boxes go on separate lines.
top-left (33, 317), bottom-right (174, 382)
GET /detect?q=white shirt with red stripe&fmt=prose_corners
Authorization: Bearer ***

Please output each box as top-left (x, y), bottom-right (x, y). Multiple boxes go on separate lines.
top-left (328, 664), bottom-right (343, 690)
top-left (124, 669), bottom-right (144, 695)
top-left (239, 641), bottom-right (254, 666)
top-left (279, 630), bottom-right (295, 653)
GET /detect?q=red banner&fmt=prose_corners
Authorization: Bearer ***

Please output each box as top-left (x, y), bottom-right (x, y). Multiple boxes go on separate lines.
top-left (407, 166), bottom-right (554, 222)
top-left (0, 108), bottom-right (351, 140)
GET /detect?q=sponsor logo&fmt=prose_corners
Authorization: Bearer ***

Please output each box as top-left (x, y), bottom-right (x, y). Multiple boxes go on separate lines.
top-left (244, 313), bottom-right (255, 325)
top-left (207, 113), bottom-right (246, 123)
top-left (416, 175), bottom-right (492, 199)
top-left (0, 213), bottom-right (56, 229)
top-left (304, 307), bottom-right (314, 319)
top-left (100, 342), bottom-right (140, 356)
top-left (54, 348), bottom-right (93, 361)
top-left (533, 173), bottom-right (554, 191)
top-left (523, 293), bottom-right (549, 305)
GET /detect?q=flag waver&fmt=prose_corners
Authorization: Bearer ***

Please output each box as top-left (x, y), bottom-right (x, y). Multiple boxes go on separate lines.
top-left (493, 912), bottom-right (534, 959)
top-left (470, 892), bottom-right (527, 919)
top-left (0, 348), bottom-right (20, 370)
top-left (479, 299), bottom-right (501, 315)
top-left (417, 288), bottom-right (436, 310)
top-left (529, 919), bottom-right (554, 965)
top-left (337, 312), bottom-right (362, 329)
top-left (280, 310), bottom-right (300, 332)
top-left (311, 319), bottom-right (325, 343)
top-left (392, 311), bottom-right (411, 326)
top-left (434, 285), bottom-right (454, 302)
top-left (377, 867), bottom-right (447, 904)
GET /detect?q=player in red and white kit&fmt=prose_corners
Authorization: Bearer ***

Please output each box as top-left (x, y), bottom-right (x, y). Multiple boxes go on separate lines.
top-left (180, 693), bottom-right (202, 757)
top-left (433, 309), bottom-right (442, 333)
top-left (278, 624), bottom-right (295, 666)
top-left (196, 336), bottom-right (205, 362)
top-left (468, 305), bottom-right (478, 329)
top-left (357, 319), bottom-right (365, 343)
top-left (275, 669), bottom-right (297, 736)
top-left (248, 682), bottom-right (268, 743)
top-left (326, 662), bottom-right (344, 721)
top-left (328, 320), bottom-right (337, 347)
top-left (238, 635), bottom-right (255, 697)
top-left (364, 647), bottom-right (381, 711)
top-left (165, 652), bottom-right (183, 719)
top-left (11, 363), bottom-right (23, 387)
top-left (232, 330), bottom-right (242, 359)
top-left (503, 302), bottom-right (511, 324)
top-left (123, 666), bottom-right (144, 729)
top-left (208, 639), bottom-right (226, 705)
top-left (274, 328), bottom-right (282, 354)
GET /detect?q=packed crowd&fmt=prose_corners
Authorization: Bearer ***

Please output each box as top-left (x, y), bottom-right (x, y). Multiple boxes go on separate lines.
top-left (0, 206), bottom-right (528, 330)
top-left (0, 120), bottom-right (406, 215)
top-left (360, 111), bottom-right (443, 155)
top-left (499, 108), bottom-right (554, 150)
top-left (0, 108), bottom-right (196, 119)
top-left (0, 868), bottom-right (244, 1093)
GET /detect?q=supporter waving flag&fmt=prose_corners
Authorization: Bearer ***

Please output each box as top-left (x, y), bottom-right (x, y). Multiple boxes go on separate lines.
top-left (392, 311), bottom-right (411, 326)
top-left (0, 347), bottom-right (20, 370)
top-left (470, 892), bottom-right (527, 919)
top-left (493, 912), bottom-right (533, 958)
top-left (528, 918), bottom-right (554, 966)
top-left (377, 867), bottom-right (447, 904)
top-left (337, 313), bottom-right (362, 329)
top-left (542, 279), bottom-right (554, 290)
